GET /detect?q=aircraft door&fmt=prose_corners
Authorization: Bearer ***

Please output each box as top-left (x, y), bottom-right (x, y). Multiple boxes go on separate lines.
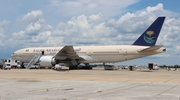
top-left (118, 49), bottom-right (128, 60)
top-left (123, 49), bottom-right (128, 55)
top-left (123, 49), bottom-right (128, 60)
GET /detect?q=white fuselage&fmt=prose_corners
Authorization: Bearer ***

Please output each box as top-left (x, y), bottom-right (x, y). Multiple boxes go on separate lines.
top-left (11, 45), bottom-right (165, 63)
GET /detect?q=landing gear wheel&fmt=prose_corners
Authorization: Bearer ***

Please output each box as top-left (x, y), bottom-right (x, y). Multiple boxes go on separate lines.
top-left (81, 66), bottom-right (92, 70)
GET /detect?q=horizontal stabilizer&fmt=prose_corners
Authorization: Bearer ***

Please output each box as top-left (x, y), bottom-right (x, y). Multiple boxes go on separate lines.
top-left (139, 45), bottom-right (163, 52)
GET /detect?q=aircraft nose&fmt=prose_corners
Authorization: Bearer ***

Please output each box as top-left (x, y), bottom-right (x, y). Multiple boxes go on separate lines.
top-left (11, 52), bottom-right (14, 57)
top-left (11, 52), bottom-right (18, 60)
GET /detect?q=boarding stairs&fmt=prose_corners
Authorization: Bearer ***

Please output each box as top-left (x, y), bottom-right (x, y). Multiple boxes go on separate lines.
top-left (26, 54), bottom-right (42, 69)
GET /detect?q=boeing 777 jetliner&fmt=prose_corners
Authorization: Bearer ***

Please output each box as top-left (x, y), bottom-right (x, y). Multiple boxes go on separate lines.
top-left (11, 17), bottom-right (166, 69)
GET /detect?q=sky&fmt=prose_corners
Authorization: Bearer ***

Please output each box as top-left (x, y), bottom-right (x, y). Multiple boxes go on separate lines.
top-left (0, 0), bottom-right (180, 66)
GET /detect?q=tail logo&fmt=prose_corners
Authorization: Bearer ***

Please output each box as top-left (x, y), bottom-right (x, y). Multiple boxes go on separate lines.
top-left (144, 30), bottom-right (155, 44)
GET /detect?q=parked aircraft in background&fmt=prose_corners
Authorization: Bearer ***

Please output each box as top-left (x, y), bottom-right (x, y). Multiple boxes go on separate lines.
top-left (11, 17), bottom-right (166, 70)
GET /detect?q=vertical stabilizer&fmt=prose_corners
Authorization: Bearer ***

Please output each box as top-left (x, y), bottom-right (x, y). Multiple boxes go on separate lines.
top-left (132, 17), bottom-right (165, 46)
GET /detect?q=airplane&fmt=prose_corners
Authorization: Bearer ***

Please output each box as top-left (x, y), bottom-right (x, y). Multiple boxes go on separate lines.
top-left (11, 17), bottom-right (166, 70)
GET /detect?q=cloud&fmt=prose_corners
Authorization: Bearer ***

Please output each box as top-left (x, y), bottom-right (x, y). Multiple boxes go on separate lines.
top-left (0, 20), bottom-right (8, 38)
top-left (48, 0), bottom-right (140, 20)
top-left (16, 10), bottom-right (44, 29)
top-left (7, 10), bottom-right (53, 47)
top-left (22, 10), bottom-right (43, 21)
top-left (52, 14), bottom-right (116, 45)
top-left (0, 20), bottom-right (9, 46)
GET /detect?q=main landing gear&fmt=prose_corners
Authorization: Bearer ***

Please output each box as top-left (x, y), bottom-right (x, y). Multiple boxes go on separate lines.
top-left (69, 63), bottom-right (92, 70)
top-left (69, 66), bottom-right (78, 70)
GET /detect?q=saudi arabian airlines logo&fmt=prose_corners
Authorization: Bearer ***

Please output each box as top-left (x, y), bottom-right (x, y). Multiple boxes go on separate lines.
top-left (144, 30), bottom-right (155, 43)
top-left (26, 49), bottom-right (29, 52)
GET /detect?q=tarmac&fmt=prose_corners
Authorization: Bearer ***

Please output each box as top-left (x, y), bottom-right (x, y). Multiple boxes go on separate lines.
top-left (0, 67), bottom-right (180, 100)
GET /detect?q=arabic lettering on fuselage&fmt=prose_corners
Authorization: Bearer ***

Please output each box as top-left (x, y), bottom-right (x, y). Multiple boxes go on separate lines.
top-left (33, 48), bottom-right (81, 52)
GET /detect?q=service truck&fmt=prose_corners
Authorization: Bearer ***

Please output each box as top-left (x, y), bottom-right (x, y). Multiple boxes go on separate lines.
top-left (148, 63), bottom-right (159, 70)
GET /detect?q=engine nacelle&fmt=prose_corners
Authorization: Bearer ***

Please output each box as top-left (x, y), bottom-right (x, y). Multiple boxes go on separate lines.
top-left (39, 56), bottom-right (56, 67)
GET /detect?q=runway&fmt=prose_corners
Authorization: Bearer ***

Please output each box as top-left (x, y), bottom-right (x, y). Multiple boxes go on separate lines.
top-left (0, 68), bottom-right (180, 100)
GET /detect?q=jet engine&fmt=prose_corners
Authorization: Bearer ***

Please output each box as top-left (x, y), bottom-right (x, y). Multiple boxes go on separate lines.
top-left (39, 56), bottom-right (56, 67)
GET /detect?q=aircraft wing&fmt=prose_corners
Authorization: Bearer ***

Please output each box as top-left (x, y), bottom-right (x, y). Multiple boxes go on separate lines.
top-left (55, 45), bottom-right (96, 62)
top-left (139, 45), bottom-right (163, 52)
top-left (55, 45), bottom-right (80, 60)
